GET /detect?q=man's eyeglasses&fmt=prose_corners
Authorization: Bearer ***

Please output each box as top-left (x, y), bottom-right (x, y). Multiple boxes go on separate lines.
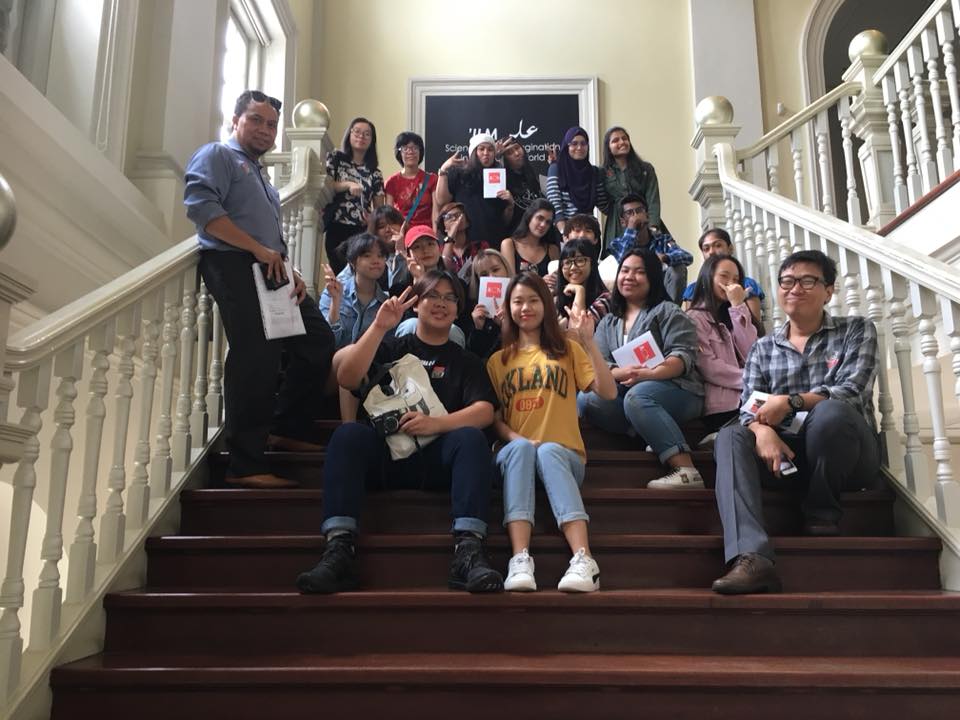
top-left (423, 291), bottom-right (459, 305)
top-left (778, 275), bottom-right (826, 290)
top-left (621, 207), bottom-right (647, 217)
top-left (249, 90), bottom-right (282, 112)
top-left (561, 257), bottom-right (590, 270)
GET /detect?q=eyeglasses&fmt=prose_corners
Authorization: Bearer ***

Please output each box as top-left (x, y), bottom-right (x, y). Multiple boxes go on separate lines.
top-left (248, 90), bottom-right (282, 112)
top-left (568, 140), bottom-right (588, 149)
top-left (561, 257), bottom-right (590, 270)
top-left (423, 291), bottom-right (459, 305)
top-left (398, 144), bottom-right (419, 153)
top-left (350, 128), bottom-right (373, 139)
top-left (443, 211), bottom-right (464, 223)
top-left (778, 275), bottom-right (826, 290)
top-left (621, 207), bottom-right (647, 217)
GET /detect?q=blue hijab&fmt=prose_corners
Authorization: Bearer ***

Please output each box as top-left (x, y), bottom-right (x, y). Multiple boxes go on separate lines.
top-left (556, 126), bottom-right (596, 212)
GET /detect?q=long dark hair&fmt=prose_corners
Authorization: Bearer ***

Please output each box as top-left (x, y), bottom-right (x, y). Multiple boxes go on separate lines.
top-left (339, 117), bottom-right (379, 171)
top-left (690, 255), bottom-right (765, 337)
top-left (555, 240), bottom-right (604, 318)
top-left (503, 139), bottom-right (541, 193)
top-left (499, 272), bottom-right (568, 364)
top-left (609, 248), bottom-right (669, 317)
top-left (510, 198), bottom-right (556, 241)
top-left (601, 125), bottom-right (647, 169)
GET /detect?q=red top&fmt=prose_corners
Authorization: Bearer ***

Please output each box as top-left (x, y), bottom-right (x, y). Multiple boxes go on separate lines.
top-left (385, 169), bottom-right (438, 227)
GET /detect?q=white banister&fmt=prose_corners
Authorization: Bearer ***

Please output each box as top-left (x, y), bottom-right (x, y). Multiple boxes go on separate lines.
top-left (921, 27), bottom-right (954, 179)
top-left (936, 8), bottom-right (960, 162)
top-left (128, 291), bottom-right (161, 530)
top-left (190, 282), bottom-right (211, 448)
top-left (150, 278), bottom-right (181, 499)
top-left (837, 96), bottom-right (863, 225)
top-left (206, 304), bottom-right (224, 424)
top-left (882, 75), bottom-right (910, 215)
top-left (171, 272), bottom-right (196, 472)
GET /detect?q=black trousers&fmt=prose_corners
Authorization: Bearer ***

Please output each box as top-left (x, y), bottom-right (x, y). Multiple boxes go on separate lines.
top-left (199, 250), bottom-right (335, 477)
top-left (324, 221), bottom-right (364, 275)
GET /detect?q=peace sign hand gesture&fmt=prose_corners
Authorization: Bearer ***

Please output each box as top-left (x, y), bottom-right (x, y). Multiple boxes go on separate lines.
top-left (373, 286), bottom-right (418, 331)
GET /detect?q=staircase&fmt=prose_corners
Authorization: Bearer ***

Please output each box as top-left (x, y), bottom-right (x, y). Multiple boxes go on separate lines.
top-left (47, 416), bottom-right (960, 718)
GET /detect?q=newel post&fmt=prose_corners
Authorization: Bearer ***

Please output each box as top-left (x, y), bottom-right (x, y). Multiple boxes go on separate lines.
top-left (844, 30), bottom-right (897, 230)
top-left (690, 96), bottom-right (741, 232)
top-left (286, 99), bottom-right (335, 296)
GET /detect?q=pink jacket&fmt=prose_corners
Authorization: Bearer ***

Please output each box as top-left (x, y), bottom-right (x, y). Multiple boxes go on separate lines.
top-left (688, 304), bottom-right (758, 416)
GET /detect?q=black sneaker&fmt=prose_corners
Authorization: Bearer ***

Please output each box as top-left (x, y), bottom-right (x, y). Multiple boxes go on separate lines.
top-left (296, 533), bottom-right (359, 594)
top-left (448, 532), bottom-right (503, 593)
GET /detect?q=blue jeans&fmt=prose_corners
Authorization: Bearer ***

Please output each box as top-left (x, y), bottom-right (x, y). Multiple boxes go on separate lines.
top-left (578, 380), bottom-right (703, 463)
top-left (496, 439), bottom-right (588, 527)
top-left (321, 423), bottom-right (491, 537)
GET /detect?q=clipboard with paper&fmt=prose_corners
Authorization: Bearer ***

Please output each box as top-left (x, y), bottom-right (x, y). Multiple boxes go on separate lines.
top-left (252, 260), bottom-right (306, 340)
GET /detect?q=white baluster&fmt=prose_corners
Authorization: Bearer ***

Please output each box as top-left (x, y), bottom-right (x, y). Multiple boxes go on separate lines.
top-left (922, 27), bottom-right (954, 179)
top-left (172, 273), bottom-right (196, 472)
top-left (765, 144), bottom-right (780, 194)
top-left (98, 306), bottom-right (140, 564)
top-left (814, 109), bottom-right (835, 216)
top-left (731, 204), bottom-right (745, 262)
top-left (818, 240), bottom-right (845, 317)
top-left (861, 259), bottom-right (903, 475)
top-left (190, 282), bottom-right (211, 447)
top-left (150, 279), bottom-right (181, 498)
top-left (885, 272), bottom-right (930, 498)
top-left (0, 363), bottom-right (51, 703)
top-left (128, 291), bottom-right (162, 530)
top-left (936, 9), bottom-right (960, 161)
top-left (944, 298), bottom-right (960, 401)
top-left (722, 192), bottom-right (733, 233)
top-left (907, 45), bottom-right (938, 193)
top-left (895, 59), bottom-right (923, 204)
top-left (753, 213), bottom-right (775, 332)
top-left (739, 200), bottom-right (758, 286)
top-left (763, 214), bottom-right (783, 329)
top-left (206, 302), bottom-right (224, 426)
top-left (294, 203), bottom-right (305, 271)
top-left (912, 285), bottom-right (959, 525)
top-left (775, 217), bottom-right (791, 263)
top-left (881, 75), bottom-right (910, 214)
top-left (790, 130), bottom-right (804, 206)
top-left (65, 322), bottom-right (115, 603)
top-left (29, 343), bottom-right (84, 650)
top-left (837, 248), bottom-right (862, 317)
top-left (837, 96), bottom-right (862, 225)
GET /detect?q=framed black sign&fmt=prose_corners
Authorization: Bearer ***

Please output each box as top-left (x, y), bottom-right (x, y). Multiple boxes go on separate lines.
top-left (409, 77), bottom-right (599, 175)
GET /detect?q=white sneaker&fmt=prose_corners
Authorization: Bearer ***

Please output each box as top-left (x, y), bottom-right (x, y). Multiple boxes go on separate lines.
top-left (504, 549), bottom-right (537, 591)
top-left (557, 548), bottom-right (600, 593)
top-left (647, 467), bottom-right (705, 489)
top-left (697, 432), bottom-right (719, 448)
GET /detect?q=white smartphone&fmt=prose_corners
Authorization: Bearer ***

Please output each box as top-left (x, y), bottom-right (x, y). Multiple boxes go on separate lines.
top-left (779, 457), bottom-right (798, 476)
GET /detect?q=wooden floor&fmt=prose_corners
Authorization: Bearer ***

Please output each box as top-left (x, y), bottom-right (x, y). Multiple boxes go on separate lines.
top-left (49, 420), bottom-right (960, 719)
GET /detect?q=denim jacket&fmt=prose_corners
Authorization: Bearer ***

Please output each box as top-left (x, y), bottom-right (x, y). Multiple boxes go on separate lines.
top-left (319, 275), bottom-right (391, 349)
top-left (594, 300), bottom-right (703, 396)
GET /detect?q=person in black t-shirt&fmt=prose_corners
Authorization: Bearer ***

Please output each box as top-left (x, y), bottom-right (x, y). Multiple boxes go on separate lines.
top-left (296, 269), bottom-right (504, 594)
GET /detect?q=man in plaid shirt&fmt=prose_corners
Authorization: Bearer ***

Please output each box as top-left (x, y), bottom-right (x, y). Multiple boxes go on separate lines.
top-left (711, 250), bottom-right (881, 595)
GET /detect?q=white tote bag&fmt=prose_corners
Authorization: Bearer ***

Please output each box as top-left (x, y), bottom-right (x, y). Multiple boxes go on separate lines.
top-left (362, 354), bottom-right (448, 460)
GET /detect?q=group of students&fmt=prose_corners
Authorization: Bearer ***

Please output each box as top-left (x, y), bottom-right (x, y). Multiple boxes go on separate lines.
top-left (184, 90), bottom-right (880, 601)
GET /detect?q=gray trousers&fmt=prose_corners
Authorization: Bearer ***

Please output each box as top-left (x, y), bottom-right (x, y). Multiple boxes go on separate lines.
top-left (664, 265), bottom-right (687, 305)
top-left (714, 399), bottom-right (880, 563)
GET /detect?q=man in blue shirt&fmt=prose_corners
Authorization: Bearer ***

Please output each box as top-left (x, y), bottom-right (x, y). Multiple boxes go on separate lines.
top-left (184, 90), bottom-right (335, 488)
top-left (711, 250), bottom-right (880, 594)
top-left (681, 227), bottom-right (764, 327)
top-left (605, 194), bottom-right (692, 303)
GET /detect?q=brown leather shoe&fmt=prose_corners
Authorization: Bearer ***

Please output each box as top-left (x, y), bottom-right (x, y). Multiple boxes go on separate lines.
top-left (711, 553), bottom-right (782, 595)
top-left (225, 473), bottom-right (299, 489)
top-left (267, 434), bottom-right (324, 452)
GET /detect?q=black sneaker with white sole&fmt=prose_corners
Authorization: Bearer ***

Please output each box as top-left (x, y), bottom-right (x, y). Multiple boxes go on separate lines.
top-left (448, 532), bottom-right (504, 593)
top-left (295, 533), bottom-right (359, 594)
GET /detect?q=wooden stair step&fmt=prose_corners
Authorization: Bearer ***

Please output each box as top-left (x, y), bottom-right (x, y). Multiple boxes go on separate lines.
top-left (101, 589), bottom-right (960, 658)
top-left (179, 487), bottom-right (895, 536)
top-left (206, 449), bottom-right (719, 487)
top-left (144, 534), bottom-right (942, 592)
top-left (51, 651), bottom-right (960, 719)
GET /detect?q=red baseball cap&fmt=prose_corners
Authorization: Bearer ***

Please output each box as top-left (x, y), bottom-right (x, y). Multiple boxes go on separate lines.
top-left (403, 224), bottom-right (439, 249)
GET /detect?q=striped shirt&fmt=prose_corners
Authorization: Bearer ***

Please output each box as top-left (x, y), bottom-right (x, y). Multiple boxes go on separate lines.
top-left (545, 163), bottom-right (608, 220)
top-left (738, 312), bottom-right (879, 431)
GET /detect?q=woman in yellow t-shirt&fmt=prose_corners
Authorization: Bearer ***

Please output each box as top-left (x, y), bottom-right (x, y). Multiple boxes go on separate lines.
top-left (487, 273), bottom-right (616, 592)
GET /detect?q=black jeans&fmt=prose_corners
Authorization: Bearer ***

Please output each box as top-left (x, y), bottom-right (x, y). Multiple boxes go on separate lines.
top-left (320, 423), bottom-right (493, 537)
top-left (199, 250), bottom-right (335, 477)
top-left (324, 221), bottom-right (364, 275)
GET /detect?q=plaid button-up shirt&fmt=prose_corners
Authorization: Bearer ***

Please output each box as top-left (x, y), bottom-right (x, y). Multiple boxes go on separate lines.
top-left (738, 312), bottom-right (879, 431)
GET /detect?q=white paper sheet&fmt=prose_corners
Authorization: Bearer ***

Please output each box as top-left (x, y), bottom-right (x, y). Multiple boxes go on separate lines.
top-left (612, 331), bottom-right (666, 369)
top-left (483, 168), bottom-right (506, 198)
top-left (252, 260), bottom-right (306, 340)
top-left (477, 275), bottom-right (507, 315)
top-left (741, 390), bottom-right (808, 434)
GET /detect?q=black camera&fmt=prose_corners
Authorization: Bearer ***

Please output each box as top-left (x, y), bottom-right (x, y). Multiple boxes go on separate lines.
top-left (370, 408), bottom-right (405, 437)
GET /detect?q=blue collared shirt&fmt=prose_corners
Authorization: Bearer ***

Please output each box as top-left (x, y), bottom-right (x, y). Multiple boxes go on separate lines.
top-left (319, 274), bottom-right (391, 349)
top-left (184, 137), bottom-right (285, 254)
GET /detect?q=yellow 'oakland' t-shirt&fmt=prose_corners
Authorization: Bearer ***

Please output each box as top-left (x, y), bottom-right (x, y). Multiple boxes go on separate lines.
top-left (486, 341), bottom-right (596, 460)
